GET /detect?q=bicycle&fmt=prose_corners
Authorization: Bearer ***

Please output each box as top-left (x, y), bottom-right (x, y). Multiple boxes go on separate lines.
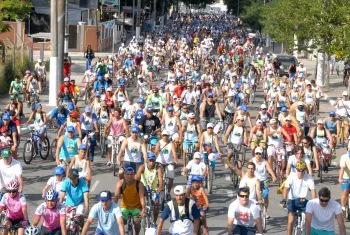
top-left (143, 185), bottom-right (159, 231)
top-left (160, 163), bottom-right (170, 208)
top-left (111, 134), bottom-right (125, 176)
top-left (125, 212), bottom-right (134, 235)
top-left (66, 206), bottom-right (82, 235)
top-left (293, 207), bottom-right (306, 235)
top-left (82, 130), bottom-right (96, 161)
top-left (22, 125), bottom-right (50, 164)
top-left (229, 143), bottom-right (242, 188)
top-left (50, 138), bottom-right (58, 162)
top-left (99, 124), bottom-right (107, 157)
top-left (203, 151), bottom-right (218, 194)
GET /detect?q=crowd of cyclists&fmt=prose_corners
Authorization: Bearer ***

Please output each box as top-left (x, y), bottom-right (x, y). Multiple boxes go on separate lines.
top-left (0, 10), bottom-right (349, 235)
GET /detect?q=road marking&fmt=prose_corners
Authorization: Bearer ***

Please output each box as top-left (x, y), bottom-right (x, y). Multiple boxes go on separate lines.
top-left (329, 99), bottom-right (336, 106)
top-left (225, 175), bottom-right (231, 181)
top-left (90, 180), bottom-right (100, 192)
top-left (226, 190), bottom-right (234, 197)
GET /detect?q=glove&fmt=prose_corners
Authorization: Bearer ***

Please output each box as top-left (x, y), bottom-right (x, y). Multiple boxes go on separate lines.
top-left (280, 199), bottom-right (287, 208)
top-left (21, 220), bottom-right (29, 228)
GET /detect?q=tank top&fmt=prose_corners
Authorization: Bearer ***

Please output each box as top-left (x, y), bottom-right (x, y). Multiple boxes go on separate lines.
top-left (325, 120), bottom-right (336, 133)
top-left (116, 91), bottom-right (126, 102)
top-left (141, 164), bottom-right (158, 191)
top-left (203, 132), bottom-right (214, 147)
top-left (158, 140), bottom-right (174, 163)
top-left (290, 91), bottom-right (298, 102)
top-left (268, 127), bottom-right (283, 147)
top-left (303, 146), bottom-right (313, 159)
top-left (73, 156), bottom-right (88, 178)
top-left (92, 101), bottom-right (101, 114)
top-left (120, 181), bottom-right (142, 209)
top-left (124, 137), bottom-right (142, 163)
top-left (59, 135), bottom-right (78, 160)
top-left (110, 117), bottom-right (124, 136)
top-left (259, 111), bottom-right (269, 123)
top-left (278, 94), bottom-right (286, 107)
top-left (99, 110), bottom-right (109, 125)
top-left (164, 116), bottom-right (177, 135)
top-left (204, 102), bottom-right (215, 118)
top-left (252, 158), bottom-right (268, 181)
top-left (134, 108), bottom-right (144, 125)
top-left (81, 114), bottom-right (94, 131)
top-left (225, 100), bottom-right (235, 113)
top-left (34, 111), bottom-right (44, 126)
top-left (239, 175), bottom-right (258, 200)
top-left (296, 109), bottom-right (306, 124)
top-left (304, 90), bottom-right (314, 104)
top-left (229, 124), bottom-right (244, 145)
top-left (190, 189), bottom-right (207, 207)
top-left (184, 123), bottom-right (198, 140)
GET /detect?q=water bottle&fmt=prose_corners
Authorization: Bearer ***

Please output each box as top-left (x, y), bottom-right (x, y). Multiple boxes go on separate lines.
top-left (146, 185), bottom-right (151, 193)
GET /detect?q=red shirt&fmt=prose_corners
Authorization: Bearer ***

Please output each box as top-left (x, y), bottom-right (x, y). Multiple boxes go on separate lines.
top-left (174, 85), bottom-right (186, 98)
top-left (282, 124), bottom-right (297, 142)
top-left (64, 63), bottom-right (71, 77)
top-left (59, 83), bottom-right (75, 93)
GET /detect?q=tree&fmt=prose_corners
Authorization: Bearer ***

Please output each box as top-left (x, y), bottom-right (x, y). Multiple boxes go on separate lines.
top-left (182, 0), bottom-right (216, 8)
top-left (0, 0), bottom-right (32, 32)
top-left (240, 1), bottom-right (264, 31)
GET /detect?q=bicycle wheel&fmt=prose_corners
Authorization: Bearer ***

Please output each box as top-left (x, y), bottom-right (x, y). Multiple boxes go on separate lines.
top-left (294, 226), bottom-right (302, 235)
top-left (207, 167), bottom-right (214, 194)
top-left (101, 136), bottom-right (106, 157)
top-left (232, 160), bottom-right (240, 188)
top-left (241, 146), bottom-right (246, 166)
top-left (39, 136), bottom-right (50, 160)
top-left (50, 139), bottom-right (58, 161)
top-left (262, 205), bottom-right (267, 231)
top-left (113, 148), bottom-right (117, 177)
top-left (318, 158), bottom-right (323, 183)
top-left (23, 140), bottom-right (34, 164)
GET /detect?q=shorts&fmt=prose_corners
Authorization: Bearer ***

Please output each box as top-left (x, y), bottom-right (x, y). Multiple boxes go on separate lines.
top-left (267, 145), bottom-right (285, 160)
top-left (107, 135), bottom-right (125, 148)
top-left (121, 208), bottom-right (141, 220)
top-left (340, 179), bottom-right (350, 191)
top-left (157, 163), bottom-right (175, 179)
top-left (169, 132), bottom-right (179, 141)
top-left (287, 199), bottom-right (307, 213)
top-left (40, 226), bottom-right (62, 235)
top-left (5, 218), bottom-right (24, 229)
top-left (66, 203), bottom-right (85, 215)
top-left (183, 137), bottom-right (199, 151)
top-left (232, 225), bottom-right (256, 235)
top-left (250, 138), bottom-right (265, 149)
top-left (121, 161), bottom-right (142, 172)
top-left (310, 227), bottom-right (335, 235)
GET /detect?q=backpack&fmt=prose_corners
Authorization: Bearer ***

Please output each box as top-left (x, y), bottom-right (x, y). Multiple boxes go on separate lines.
top-left (170, 198), bottom-right (193, 222)
top-left (121, 180), bottom-right (140, 195)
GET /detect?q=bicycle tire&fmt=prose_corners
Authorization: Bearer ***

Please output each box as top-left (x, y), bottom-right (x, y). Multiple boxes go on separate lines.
top-left (127, 224), bottom-right (134, 235)
top-left (294, 227), bottom-right (302, 235)
top-left (50, 139), bottom-right (58, 161)
top-left (241, 146), bottom-right (246, 166)
top-left (39, 136), bottom-right (50, 160)
top-left (23, 140), bottom-right (34, 164)
top-left (207, 167), bottom-right (214, 194)
top-left (113, 148), bottom-right (118, 177)
top-left (318, 158), bottom-right (323, 183)
top-left (232, 160), bottom-right (240, 188)
top-left (262, 205), bottom-right (267, 231)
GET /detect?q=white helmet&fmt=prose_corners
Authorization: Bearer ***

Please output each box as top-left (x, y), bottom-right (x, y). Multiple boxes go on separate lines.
top-left (25, 226), bottom-right (40, 235)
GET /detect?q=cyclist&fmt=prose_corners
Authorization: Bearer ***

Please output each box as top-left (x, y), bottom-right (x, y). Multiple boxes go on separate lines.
top-left (227, 186), bottom-right (263, 235)
top-left (42, 166), bottom-right (65, 197)
top-left (224, 115), bottom-right (248, 153)
top-left (114, 167), bottom-right (146, 235)
top-left (34, 59), bottom-right (46, 94)
top-left (199, 92), bottom-right (222, 130)
top-left (0, 179), bottom-right (29, 235)
top-left (80, 106), bottom-right (99, 161)
top-left (136, 152), bottom-right (163, 223)
top-left (187, 175), bottom-right (209, 235)
top-left (25, 103), bottom-right (47, 139)
top-left (281, 115), bottom-right (298, 145)
top-left (47, 105), bottom-right (69, 129)
top-left (181, 112), bottom-right (201, 163)
top-left (0, 149), bottom-right (23, 193)
top-left (233, 105), bottom-right (253, 129)
top-left (132, 98), bottom-right (146, 126)
top-left (82, 191), bottom-right (124, 235)
top-left (32, 189), bottom-right (67, 235)
top-left (256, 103), bottom-right (272, 126)
top-left (117, 126), bottom-right (146, 177)
top-left (280, 161), bottom-right (316, 235)
top-left (60, 168), bottom-right (89, 229)
top-left (157, 185), bottom-right (200, 235)
top-left (161, 106), bottom-right (181, 144)
top-left (138, 106), bottom-right (161, 136)
top-left (302, 136), bottom-right (320, 172)
top-left (55, 126), bottom-right (81, 166)
top-left (339, 149), bottom-right (350, 212)
top-left (325, 111), bottom-right (337, 152)
top-left (286, 146), bottom-right (313, 177)
top-left (305, 187), bottom-right (346, 235)
top-left (199, 122), bottom-right (223, 163)
top-left (66, 144), bottom-right (92, 186)
top-left (9, 76), bottom-right (24, 117)
top-left (58, 111), bottom-right (82, 138)
top-left (154, 130), bottom-right (178, 201)
top-left (182, 151), bottom-right (207, 187)
top-left (335, 91), bottom-right (350, 145)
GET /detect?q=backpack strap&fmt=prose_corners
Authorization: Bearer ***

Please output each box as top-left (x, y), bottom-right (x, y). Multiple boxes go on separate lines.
top-left (170, 199), bottom-right (179, 223)
top-left (121, 180), bottom-right (139, 195)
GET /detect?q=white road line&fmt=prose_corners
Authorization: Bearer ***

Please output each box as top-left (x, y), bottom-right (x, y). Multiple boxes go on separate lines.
top-left (90, 180), bottom-right (100, 192)
top-left (225, 175), bottom-right (231, 181)
top-left (226, 190), bottom-right (234, 198)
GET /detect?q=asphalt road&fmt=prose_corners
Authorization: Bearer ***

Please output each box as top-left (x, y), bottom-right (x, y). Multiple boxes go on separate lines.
top-left (9, 54), bottom-right (350, 234)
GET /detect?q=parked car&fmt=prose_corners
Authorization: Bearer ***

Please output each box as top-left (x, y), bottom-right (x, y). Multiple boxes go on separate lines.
top-left (274, 55), bottom-right (298, 77)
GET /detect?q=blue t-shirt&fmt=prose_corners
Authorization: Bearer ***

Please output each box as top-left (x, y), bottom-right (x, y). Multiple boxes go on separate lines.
top-left (89, 202), bottom-right (122, 235)
top-left (48, 108), bottom-right (69, 126)
top-left (61, 178), bottom-right (89, 207)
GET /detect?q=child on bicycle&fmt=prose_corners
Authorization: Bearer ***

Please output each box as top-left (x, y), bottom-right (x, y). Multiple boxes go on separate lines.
top-left (182, 152), bottom-right (207, 192)
top-left (187, 175), bottom-right (209, 235)
top-left (0, 180), bottom-right (29, 235)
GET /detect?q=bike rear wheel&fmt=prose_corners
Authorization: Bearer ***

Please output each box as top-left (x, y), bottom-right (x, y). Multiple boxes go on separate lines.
top-left (262, 205), bottom-right (267, 231)
top-left (207, 167), bottom-right (214, 194)
top-left (23, 140), bottom-right (34, 164)
top-left (50, 139), bottom-right (58, 161)
top-left (318, 158), bottom-right (323, 183)
top-left (40, 136), bottom-right (50, 160)
top-left (113, 149), bottom-right (118, 177)
top-left (232, 158), bottom-right (240, 188)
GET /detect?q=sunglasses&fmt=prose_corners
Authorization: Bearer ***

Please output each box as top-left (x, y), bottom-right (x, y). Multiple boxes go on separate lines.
top-left (297, 169), bottom-right (304, 172)
top-left (239, 194), bottom-right (249, 198)
top-left (319, 198), bottom-right (330, 203)
top-left (255, 152), bottom-right (262, 155)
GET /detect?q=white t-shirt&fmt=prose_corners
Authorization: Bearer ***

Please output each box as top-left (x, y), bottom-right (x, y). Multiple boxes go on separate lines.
top-left (46, 176), bottom-right (64, 193)
top-left (121, 102), bottom-right (134, 121)
top-left (185, 160), bottom-right (206, 176)
top-left (285, 173), bottom-right (315, 200)
top-left (228, 199), bottom-right (260, 227)
top-left (287, 155), bottom-right (311, 175)
top-left (305, 199), bottom-right (342, 232)
top-left (339, 153), bottom-right (350, 179)
top-left (239, 175), bottom-right (259, 200)
top-left (0, 158), bottom-right (22, 190)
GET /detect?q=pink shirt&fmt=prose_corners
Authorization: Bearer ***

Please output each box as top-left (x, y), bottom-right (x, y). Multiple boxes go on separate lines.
top-left (0, 193), bottom-right (26, 220)
top-left (34, 202), bottom-right (66, 230)
top-left (110, 117), bottom-right (124, 136)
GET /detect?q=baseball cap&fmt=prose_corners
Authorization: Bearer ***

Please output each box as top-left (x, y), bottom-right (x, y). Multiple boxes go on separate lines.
top-left (269, 118), bottom-right (277, 124)
top-left (188, 113), bottom-right (195, 118)
top-left (241, 105), bottom-right (247, 111)
top-left (138, 98), bottom-right (145, 104)
top-left (99, 191), bottom-right (112, 201)
top-left (35, 103), bottom-right (42, 109)
top-left (1, 149), bottom-right (12, 158)
top-left (281, 107), bottom-right (287, 112)
top-left (255, 147), bottom-right (263, 154)
top-left (67, 126), bottom-right (75, 133)
top-left (297, 101), bottom-right (304, 106)
top-left (106, 87), bottom-right (112, 92)
top-left (285, 115), bottom-right (291, 121)
top-left (64, 77), bottom-right (70, 82)
top-left (174, 185), bottom-right (186, 195)
top-left (329, 111), bottom-right (336, 116)
top-left (79, 144), bottom-right (87, 150)
top-left (256, 120), bottom-right (263, 125)
top-left (145, 105), bottom-right (153, 111)
top-left (166, 106), bottom-right (174, 112)
top-left (343, 91), bottom-right (348, 96)
top-left (208, 92), bottom-right (214, 98)
top-left (193, 152), bottom-right (201, 159)
top-left (162, 130), bottom-right (169, 136)
top-left (2, 113), bottom-right (10, 120)
top-left (237, 115), bottom-right (245, 121)
top-left (69, 168), bottom-right (79, 178)
top-left (317, 119), bottom-right (324, 124)
top-left (147, 152), bottom-right (156, 160)
top-left (54, 166), bottom-right (65, 175)
top-left (125, 166), bottom-right (135, 174)
top-left (85, 106), bottom-right (92, 113)
top-left (131, 126), bottom-right (139, 133)
top-left (207, 123), bottom-right (214, 128)
top-left (260, 104), bottom-right (267, 109)
top-left (95, 92), bottom-right (101, 97)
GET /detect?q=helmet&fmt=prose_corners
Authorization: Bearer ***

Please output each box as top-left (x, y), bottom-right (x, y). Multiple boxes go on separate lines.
top-left (191, 175), bottom-right (203, 182)
top-left (25, 226), bottom-right (40, 235)
top-left (5, 179), bottom-right (19, 191)
top-left (54, 166), bottom-right (65, 175)
top-left (295, 161), bottom-right (307, 171)
top-left (45, 189), bottom-right (59, 201)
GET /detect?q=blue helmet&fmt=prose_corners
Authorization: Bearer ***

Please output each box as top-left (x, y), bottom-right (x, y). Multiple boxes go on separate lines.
top-left (191, 175), bottom-right (203, 182)
top-left (131, 126), bottom-right (140, 133)
top-left (138, 98), bottom-right (145, 104)
top-left (281, 106), bottom-right (287, 112)
top-left (329, 111), bottom-right (336, 116)
top-left (45, 189), bottom-right (59, 201)
top-left (147, 152), bottom-right (156, 160)
top-left (54, 166), bottom-right (65, 175)
top-left (241, 104), bottom-right (247, 111)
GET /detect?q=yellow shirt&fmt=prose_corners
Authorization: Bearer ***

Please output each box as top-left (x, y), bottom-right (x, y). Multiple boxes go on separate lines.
top-left (120, 180), bottom-right (142, 209)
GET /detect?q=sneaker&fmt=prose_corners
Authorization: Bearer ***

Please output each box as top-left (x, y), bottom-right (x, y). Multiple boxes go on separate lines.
top-left (106, 161), bottom-right (112, 166)
top-left (265, 213), bottom-right (271, 219)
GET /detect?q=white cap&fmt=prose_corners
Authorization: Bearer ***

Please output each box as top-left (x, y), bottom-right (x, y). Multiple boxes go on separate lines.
top-left (104, 74), bottom-right (109, 78)
top-left (207, 123), bottom-right (214, 128)
top-left (256, 119), bottom-right (263, 125)
top-left (187, 113), bottom-right (195, 118)
top-left (269, 118), bottom-right (277, 124)
top-left (297, 101), bottom-right (304, 106)
top-left (162, 130), bottom-right (169, 135)
top-left (193, 152), bottom-right (201, 159)
top-left (342, 91), bottom-right (348, 96)
top-left (266, 53), bottom-right (270, 56)
top-left (260, 104), bottom-right (267, 109)
top-left (293, 84), bottom-right (298, 88)
top-left (174, 185), bottom-right (186, 195)
top-left (285, 115), bottom-right (291, 121)
top-left (255, 147), bottom-right (263, 153)
top-left (267, 70), bottom-right (273, 75)
top-left (317, 119), bottom-right (324, 124)
top-left (237, 115), bottom-right (245, 120)
top-left (137, 74), bottom-right (143, 78)
top-left (38, 59), bottom-right (42, 63)
top-left (300, 62), bottom-right (304, 65)
top-left (64, 77), bottom-right (70, 82)
top-left (106, 87), bottom-right (112, 92)
top-left (196, 81), bottom-right (201, 85)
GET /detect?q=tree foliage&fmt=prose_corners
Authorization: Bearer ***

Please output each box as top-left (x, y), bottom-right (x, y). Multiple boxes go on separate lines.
top-left (240, 1), bottom-right (263, 31)
top-left (0, 0), bottom-right (32, 32)
top-left (182, 0), bottom-right (216, 9)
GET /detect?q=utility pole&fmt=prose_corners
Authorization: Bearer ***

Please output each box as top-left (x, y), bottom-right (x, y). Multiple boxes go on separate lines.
top-left (152, 0), bottom-right (157, 29)
top-left (49, 0), bottom-right (58, 106)
top-left (136, 0), bottom-right (141, 38)
top-left (64, 0), bottom-right (69, 57)
top-left (57, 0), bottom-right (65, 83)
top-left (132, 0), bottom-right (135, 33)
top-left (237, 0), bottom-right (240, 17)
